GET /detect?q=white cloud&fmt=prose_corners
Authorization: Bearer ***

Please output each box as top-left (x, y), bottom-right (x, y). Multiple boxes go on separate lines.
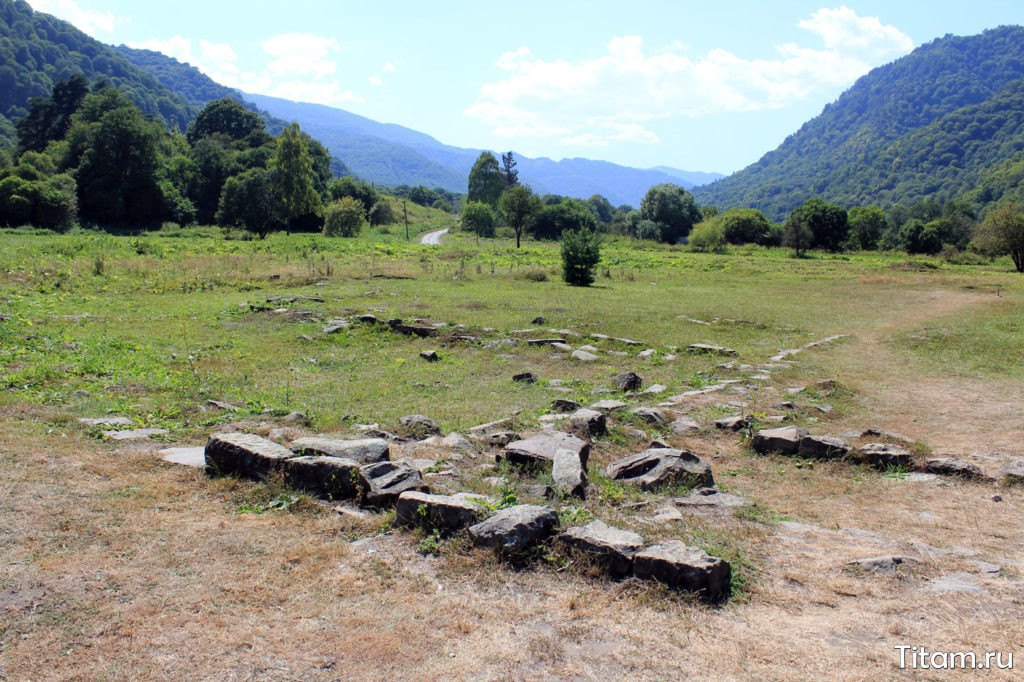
top-left (28, 0), bottom-right (128, 36)
top-left (128, 33), bottom-right (363, 108)
top-left (368, 75), bottom-right (382, 86)
top-left (261, 34), bottom-right (339, 79)
top-left (466, 5), bottom-right (913, 147)
top-left (382, 61), bottom-right (397, 73)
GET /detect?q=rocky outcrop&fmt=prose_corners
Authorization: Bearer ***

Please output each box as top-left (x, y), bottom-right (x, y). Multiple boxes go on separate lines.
top-left (605, 448), bottom-right (713, 491)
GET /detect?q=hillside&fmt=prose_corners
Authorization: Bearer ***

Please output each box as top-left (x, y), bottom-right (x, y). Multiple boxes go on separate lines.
top-left (0, 0), bottom-right (195, 133)
top-left (693, 26), bottom-right (1024, 219)
top-left (244, 92), bottom-right (715, 205)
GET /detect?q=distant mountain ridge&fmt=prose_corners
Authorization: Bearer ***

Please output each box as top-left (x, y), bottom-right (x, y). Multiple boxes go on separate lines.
top-left (693, 26), bottom-right (1024, 219)
top-left (243, 92), bottom-right (723, 206)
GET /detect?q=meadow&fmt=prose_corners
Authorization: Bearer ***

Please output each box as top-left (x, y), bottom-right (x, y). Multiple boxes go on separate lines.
top-left (1, 225), bottom-right (1023, 679)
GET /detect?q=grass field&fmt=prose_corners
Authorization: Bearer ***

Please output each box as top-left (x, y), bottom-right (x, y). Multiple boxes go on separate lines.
top-left (2, 227), bottom-right (1023, 679)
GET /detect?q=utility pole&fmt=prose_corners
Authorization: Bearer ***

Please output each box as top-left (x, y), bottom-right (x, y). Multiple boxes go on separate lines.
top-left (404, 201), bottom-right (409, 241)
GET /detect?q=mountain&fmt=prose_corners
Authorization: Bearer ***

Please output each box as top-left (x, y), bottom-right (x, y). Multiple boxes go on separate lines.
top-left (243, 92), bottom-right (716, 206)
top-left (693, 26), bottom-right (1024, 220)
top-left (648, 167), bottom-right (724, 187)
top-left (0, 0), bottom-right (196, 134)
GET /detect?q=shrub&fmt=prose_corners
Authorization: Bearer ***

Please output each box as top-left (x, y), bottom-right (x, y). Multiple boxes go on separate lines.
top-left (561, 227), bottom-right (602, 287)
top-left (634, 219), bottom-right (663, 242)
top-left (460, 201), bottom-right (495, 237)
top-left (323, 197), bottom-right (365, 237)
top-left (689, 220), bottom-right (726, 252)
top-left (368, 200), bottom-right (395, 226)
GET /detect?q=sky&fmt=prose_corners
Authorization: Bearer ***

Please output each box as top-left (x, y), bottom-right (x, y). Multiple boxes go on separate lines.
top-left (25, 0), bottom-right (1024, 174)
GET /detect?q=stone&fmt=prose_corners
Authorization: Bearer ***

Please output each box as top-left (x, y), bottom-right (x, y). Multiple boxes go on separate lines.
top-left (103, 428), bottom-right (168, 441)
top-left (290, 437), bottom-right (390, 464)
top-left (205, 433), bottom-right (294, 479)
top-left (924, 457), bottom-right (984, 479)
top-left (640, 384), bottom-right (668, 395)
top-left (589, 399), bottom-right (628, 414)
top-left (78, 416), bottom-right (134, 428)
top-left (670, 417), bottom-right (701, 435)
top-left (512, 372), bottom-right (538, 383)
top-left (399, 414), bottom-right (442, 438)
top-left (797, 435), bottom-right (851, 460)
top-left (855, 443), bottom-right (913, 469)
top-left (924, 574), bottom-right (988, 595)
top-left (686, 344), bottom-right (737, 356)
top-left (549, 342), bottom-right (573, 352)
top-left (483, 431), bottom-right (520, 447)
top-left (613, 372), bottom-right (643, 392)
top-left (555, 520), bottom-right (644, 577)
top-left (531, 316), bottom-right (546, 324)
top-left (395, 491), bottom-right (486, 535)
top-left (500, 431), bottom-right (590, 469)
top-left (649, 439), bottom-right (671, 449)
top-left (69, 390), bottom-right (90, 398)
top-left (570, 349), bottom-right (598, 362)
top-left (526, 338), bottom-right (566, 346)
top-left (158, 446), bottom-right (205, 467)
top-left (282, 411), bottom-right (308, 425)
top-left (631, 407), bottom-right (673, 425)
top-left (267, 427), bottom-right (299, 443)
top-left (283, 455), bottom-right (361, 500)
top-left (632, 541), bottom-right (731, 599)
top-left (552, 447), bottom-right (588, 498)
top-left (358, 461), bottom-right (429, 507)
top-left (578, 344), bottom-right (598, 352)
top-left (675, 487), bottom-right (751, 510)
top-left (637, 349), bottom-right (657, 359)
top-left (605, 448), bottom-right (714, 491)
top-left (844, 555), bottom-right (919, 575)
top-left (442, 432), bottom-right (476, 453)
top-left (467, 418), bottom-right (511, 434)
top-left (468, 505), bottom-right (559, 552)
top-left (420, 350), bottom-right (440, 362)
top-left (483, 339), bottom-right (518, 349)
top-left (751, 426), bottom-right (808, 455)
top-left (714, 415), bottom-right (750, 431)
top-left (997, 459), bottom-right (1024, 485)
top-left (323, 323), bottom-right (349, 334)
top-left (207, 399), bottom-right (241, 411)
top-left (569, 408), bottom-right (607, 438)
top-left (388, 321), bottom-right (439, 337)
top-left (551, 399), bottom-right (582, 413)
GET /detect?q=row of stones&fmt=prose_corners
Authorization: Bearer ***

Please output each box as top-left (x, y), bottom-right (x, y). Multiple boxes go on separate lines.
top-left (203, 430), bottom-right (731, 599)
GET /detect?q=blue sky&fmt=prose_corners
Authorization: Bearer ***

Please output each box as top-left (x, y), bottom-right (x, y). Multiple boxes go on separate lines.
top-left (26, 1), bottom-right (1024, 174)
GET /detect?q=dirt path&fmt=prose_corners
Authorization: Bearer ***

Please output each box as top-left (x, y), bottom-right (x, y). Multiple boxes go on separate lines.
top-left (830, 288), bottom-right (1024, 455)
top-left (420, 228), bottom-right (449, 245)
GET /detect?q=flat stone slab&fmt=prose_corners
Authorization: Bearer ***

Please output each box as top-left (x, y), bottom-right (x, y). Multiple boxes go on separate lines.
top-left (290, 437), bottom-right (390, 464)
top-left (570, 349), bottom-right (598, 362)
top-left (855, 443), bottom-right (914, 469)
top-left (103, 428), bottom-right (168, 441)
top-left (283, 455), bottom-right (361, 500)
top-left (751, 426), bottom-right (808, 455)
top-left (205, 433), bottom-right (295, 479)
top-left (924, 457), bottom-right (984, 479)
top-left (844, 555), bottom-right (919, 575)
top-left (555, 520), bottom-right (644, 577)
top-left (675, 487), bottom-right (751, 510)
top-left (526, 338), bottom-right (566, 346)
top-left (714, 415), bottom-right (750, 431)
top-left (670, 417), bottom-right (701, 435)
top-left (924, 573), bottom-right (989, 595)
top-left (399, 414), bottom-right (442, 437)
top-left (552, 447), bottom-right (588, 498)
top-left (468, 504), bottom-right (559, 552)
top-left (605, 448), bottom-right (713, 491)
top-left (686, 344), bottom-right (737, 356)
top-left (631, 407), bottom-right (674, 424)
top-left (569, 408), bottom-right (606, 438)
top-left (78, 416), bottom-right (134, 428)
top-left (359, 461), bottom-right (429, 507)
top-left (551, 399), bottom-right (582, 413)
top-left (589, 399), bottom-right (628, 414)
top-left (395, 491), bottom-right (487, 535)
top-left (158, 446), bottom-right (206, 467)
top-left (500, 432), bottom-right (590, 469)
top-left (997, 459), bottom-right (1024, 485)
top-left (632, 541), bottom-right (731, 599)
top-left (797, 435), bottom-right (851, 460)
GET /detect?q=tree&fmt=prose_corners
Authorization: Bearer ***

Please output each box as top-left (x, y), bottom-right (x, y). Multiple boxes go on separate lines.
top-left (638, 183), bottom-right (701, 243)
top-left (529, 198), bottom-right (597, 241)
top-left (501, 151), bottom-right (519, 189)
top-left (368, 200), bottom-right (396, 226)
top-left (561, 227), bottom-right (601, 286)
top-left (498, 185), bottom-right (541, 248)
top-left (719, 208), bottom-right (771, 244)
top-left (186, 98), bottom-right (263, 145)
top-left (783, 211), bottom-right (813, 257)
top-left (847, 205), bottom-right (887, 250)
top-left (460, 201), bottom-right (494, 238)
top-left (329, 177), bottom-right (377, 215)
top-left (788, 198), bottom-right (848, 251)
top-left (978, 203), bottom-right (1024, 272)
top-left (898, 218), bottom-right (943, 254)
top-left (586, 194), bottom-right (614, 225)
top-left (323, 197), bottom-right (365, 237)
top-left (216, 168), bottom-right (283, 238)
top-left (16, 74), bottom-right (89, 154)
top-left (468, 151), bottom-right (504, 208)
top-left (689, 220), bottom-right (726, 252)
top-left (273, 122), bottom-right (319, 230)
